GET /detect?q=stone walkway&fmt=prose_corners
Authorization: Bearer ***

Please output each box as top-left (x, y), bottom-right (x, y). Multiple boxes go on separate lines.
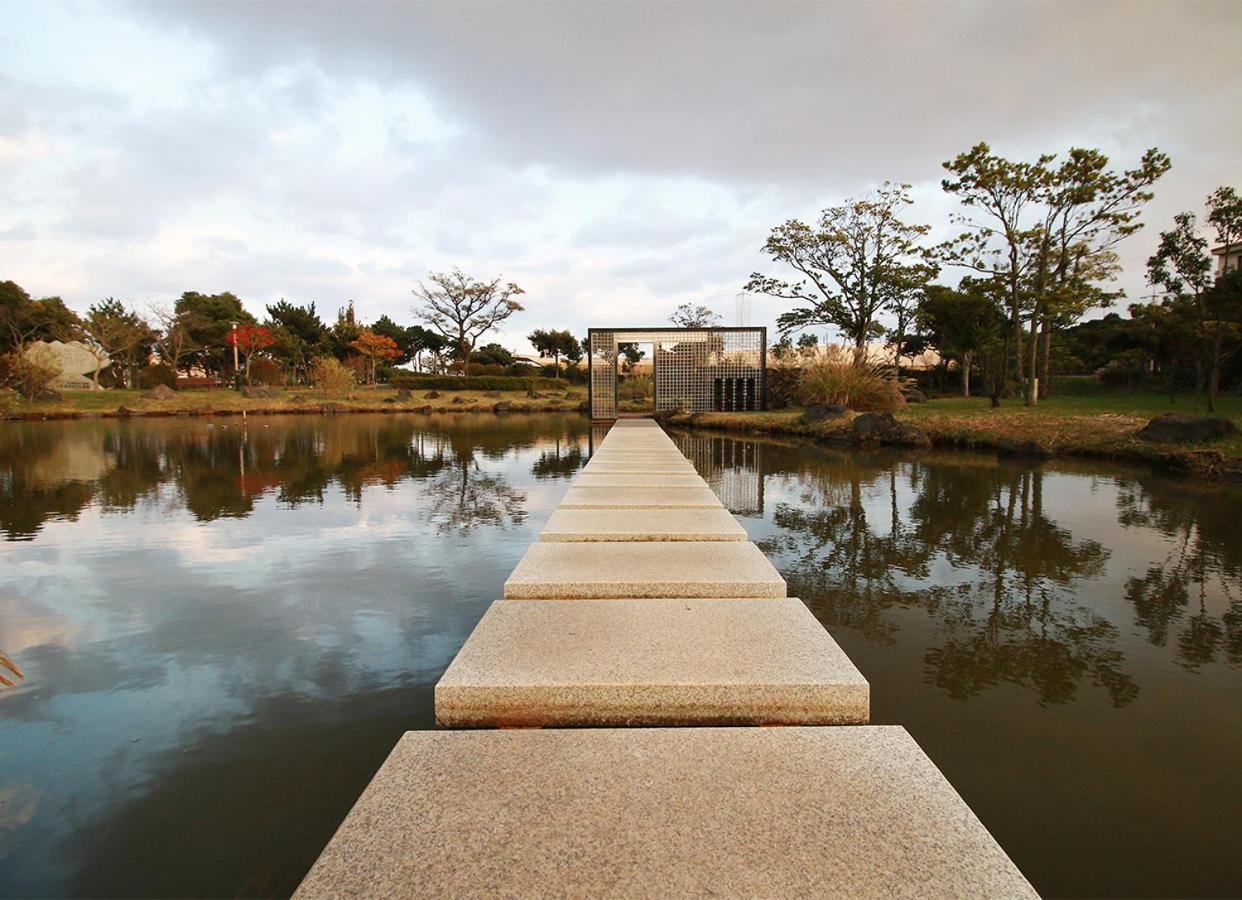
top-left (295, 419), bottom-right (1038, 898)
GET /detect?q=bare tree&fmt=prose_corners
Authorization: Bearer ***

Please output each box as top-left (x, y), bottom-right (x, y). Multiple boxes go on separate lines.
top-left (149, 304), bottom-right (202, 375)
top-left (412, 269), bottom-right (524, 375)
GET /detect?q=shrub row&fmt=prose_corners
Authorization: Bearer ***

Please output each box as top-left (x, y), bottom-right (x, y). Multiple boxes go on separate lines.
top-left (389, 373), bottom-right (571, 392)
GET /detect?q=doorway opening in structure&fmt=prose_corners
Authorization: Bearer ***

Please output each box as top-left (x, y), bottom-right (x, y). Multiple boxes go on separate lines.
top-left (616, 340), bottom-right (654, 415)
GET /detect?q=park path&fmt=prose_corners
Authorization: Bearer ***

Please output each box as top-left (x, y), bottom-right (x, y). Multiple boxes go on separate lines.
top-left (295, 419), bottom-right (1037, 898)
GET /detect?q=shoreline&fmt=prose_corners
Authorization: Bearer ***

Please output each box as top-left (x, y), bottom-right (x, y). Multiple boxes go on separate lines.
top-left (5, 391), bottom-right (1241, 481)
top-left (659, 408), bottom-right (1242, 482)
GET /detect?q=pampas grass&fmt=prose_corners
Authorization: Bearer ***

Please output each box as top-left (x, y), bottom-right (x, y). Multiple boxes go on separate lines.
top-left (796, 346), bottom-right (904, 413)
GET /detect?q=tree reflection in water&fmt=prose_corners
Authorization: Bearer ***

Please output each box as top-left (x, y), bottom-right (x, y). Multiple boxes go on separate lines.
top-left (1117, 478), bottom-right (1242, 669)
top-left (752, 449), bottom-right (1135, 707)
top-left (0, 413), bottom-right (589, 539)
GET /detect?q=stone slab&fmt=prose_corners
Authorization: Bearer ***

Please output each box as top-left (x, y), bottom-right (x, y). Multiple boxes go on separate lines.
top-left (582, 463), bottom-right (697, 474)
top-left (436, 598), bottom-right (868, 727)
top-left (294, 726), bottom-right (1037, 899)
top-left (574, 473), bottom-right (706, 487)
top-left (540, 507), bottom-right (746, 542)
top-left (504, 541), bottom-right (785, 598)
top-left (559, 486), bottom-right (722, 509)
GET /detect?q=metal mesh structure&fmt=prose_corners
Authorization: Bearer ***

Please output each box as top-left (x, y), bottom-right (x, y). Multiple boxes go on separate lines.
top-left (587, 327), bottom-right (765, 420)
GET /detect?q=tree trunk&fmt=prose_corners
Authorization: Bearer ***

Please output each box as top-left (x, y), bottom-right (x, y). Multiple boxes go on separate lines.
top-left (962, 350), bottom-right (973, 398)
top-left (92, 358), bottom-right (102, 391)
top-left (244, 354), bottom-right (252, 386)
top-left (1025, 304), bottom-right (1040, 406)
top-left (1208, 331), bottom-right (1221, 412)
top-left (1038, 317), bottom-right (1052, 399)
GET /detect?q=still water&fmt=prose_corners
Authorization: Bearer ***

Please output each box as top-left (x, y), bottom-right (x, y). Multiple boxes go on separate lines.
top-left (1, 415), bottom-right (1239, 898)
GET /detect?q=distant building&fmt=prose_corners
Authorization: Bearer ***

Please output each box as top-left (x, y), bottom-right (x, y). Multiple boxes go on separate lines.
top-left (25, 340), bottom-right (108, 390)
top-left (1212, 241), bottom-right (1241, 275)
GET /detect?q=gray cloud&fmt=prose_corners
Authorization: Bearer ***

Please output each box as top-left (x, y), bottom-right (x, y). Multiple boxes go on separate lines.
top-left (1, 1), bottom-right (1239, 346)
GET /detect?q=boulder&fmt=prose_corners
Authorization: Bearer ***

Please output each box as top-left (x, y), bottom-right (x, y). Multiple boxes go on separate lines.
top-left (902, 388), bottom-right (927, 403)
top-left (34, 388), bottom-right (62, 402)
top-left (1138, 413), bottom-right (1236, 444)
top-left (396, 388), bottom-right (413, 401)
top-left (423, 391), bottom-right (441, 399)
top-left (415, 405), bottom-right (432, 414)
top-left (115, 405), bottom-right (134, 417)
top-left (493, 401), bottom-right (513, 412)
top-left (142, 384), bottom-right (177, 401)
top-left (484, 390), bottom-right (502, 398)
top-left (800, 404), bottom-right (847, 425)
top-left (242, 385), bottom-right (280, 399)
top-left (290, 394), bottom-right (307, 403)
top-left (451, 396), bottom-right (467, 405)
top-left (851, 412), bottom-right (896, 439)
top-left (881, 422), bottom-right (931, 448)
top-left (578, 401), bottom-right (591, 414)
top-left (996, 437), bottom-right (1053, 458)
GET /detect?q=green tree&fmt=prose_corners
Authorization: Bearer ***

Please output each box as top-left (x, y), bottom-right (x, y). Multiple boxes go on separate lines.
top-left (617, 342), bottom-right (645, 373)
top-left (527, 328), bottom-right (560, 373)
top-left (917, 280), bottom-right (1006, 397)
top-left (412, 269), bottom-right (524, 375)
top-left (0, 282), bottom-right (80, 350)
top-left (174, 292), bottom-right (255, 378)
top-left (473, 342), bottom-right (516, 367)
top-left (747, 182), bottom-right (935, 363)
top-left (942, 143), bottom-right (1169, 404)
top-left (77, 299), bottom-right (153, 389)
top-left (668, 303), bottom-right (720, 328)
top-left (266, 301), bottom-right (327, 383)
top-left (558, 329), bottom-right (583, 373)
top-left (369, 314), bottom-right (417, 366)
top-left (1148, 186), bottom-right (1242, 410)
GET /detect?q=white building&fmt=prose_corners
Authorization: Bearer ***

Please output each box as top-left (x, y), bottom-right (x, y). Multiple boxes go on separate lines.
top-left (1212, 241), bottom-right (1241, 276)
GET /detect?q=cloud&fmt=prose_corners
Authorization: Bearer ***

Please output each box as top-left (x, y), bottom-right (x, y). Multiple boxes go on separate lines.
top-left (0, 0), bottom-right (1238, 350)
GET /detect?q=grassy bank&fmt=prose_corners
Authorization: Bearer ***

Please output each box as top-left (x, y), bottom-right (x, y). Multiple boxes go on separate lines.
top-left (663, 390), bottom-right (1242, 479)
top-left (1, 384), bottom-right (587, 420)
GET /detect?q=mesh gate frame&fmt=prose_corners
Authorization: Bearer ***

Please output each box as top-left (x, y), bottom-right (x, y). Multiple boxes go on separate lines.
top-left (587, 327), bottom-right (767, 421)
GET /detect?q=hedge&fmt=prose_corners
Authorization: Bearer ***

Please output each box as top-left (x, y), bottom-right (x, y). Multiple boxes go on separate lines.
top-left (388, 373), bottom-right (571, 392)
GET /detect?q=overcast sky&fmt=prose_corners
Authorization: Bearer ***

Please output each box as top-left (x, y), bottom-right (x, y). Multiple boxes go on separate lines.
top-left (2, 0), bottom-right (1239, 354)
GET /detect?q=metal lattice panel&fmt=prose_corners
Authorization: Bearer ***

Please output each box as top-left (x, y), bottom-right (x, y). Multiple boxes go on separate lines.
top-left (588, 328), bottom-right (765, 420)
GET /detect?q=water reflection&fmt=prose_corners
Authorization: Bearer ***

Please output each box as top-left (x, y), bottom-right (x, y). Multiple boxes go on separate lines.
top-left (0, 414), bottom-right (586, 899)
top-left (671, 430), bottom-right (1242, 899)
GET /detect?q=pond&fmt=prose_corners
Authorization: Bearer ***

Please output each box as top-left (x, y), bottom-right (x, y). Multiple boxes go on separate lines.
top-left (1, 415), bottom-right (1239, 898)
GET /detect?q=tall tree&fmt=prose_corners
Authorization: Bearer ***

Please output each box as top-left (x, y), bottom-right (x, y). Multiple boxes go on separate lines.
top-left (266, 300), bottom-right (327, 382)
top-left (1147, 186), bottom-right (1241, 410)
top-left (412, 269), bottom-right (524, 375)
top-left (747, 182), bottom-right (935, 364)
top-left (942, 143), bottom-right (1169, 403)
top-left (668, 303), bottom-right (721, 328)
